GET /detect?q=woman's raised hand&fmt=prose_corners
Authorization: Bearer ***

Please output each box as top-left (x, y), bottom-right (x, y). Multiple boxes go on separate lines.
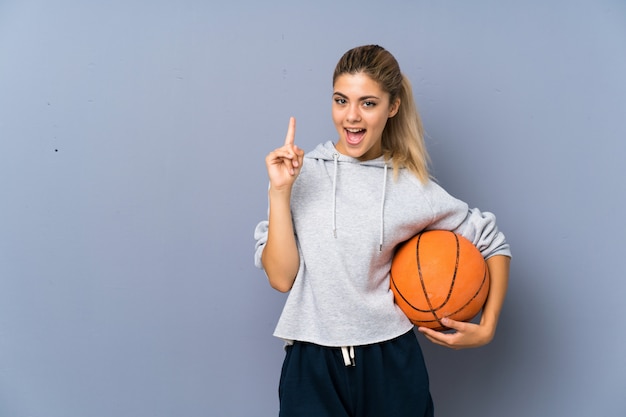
top-left (265, 117), bottom-right (304, 192)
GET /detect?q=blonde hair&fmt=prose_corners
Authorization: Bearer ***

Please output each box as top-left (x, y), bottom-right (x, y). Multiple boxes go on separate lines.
top-left (333, 45), bottom-right (430, 182)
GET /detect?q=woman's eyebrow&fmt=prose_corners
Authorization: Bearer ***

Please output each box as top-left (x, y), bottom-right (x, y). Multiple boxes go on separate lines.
top-left (333, 91), bottom-right (381, 101)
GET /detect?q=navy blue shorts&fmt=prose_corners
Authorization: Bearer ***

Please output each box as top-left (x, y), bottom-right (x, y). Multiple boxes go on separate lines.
top-left (278, 330), bottom-right (434, 417)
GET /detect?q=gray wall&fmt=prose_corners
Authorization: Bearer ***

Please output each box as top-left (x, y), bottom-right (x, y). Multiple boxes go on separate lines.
top-left (1, 1), bottom-right (625, 416)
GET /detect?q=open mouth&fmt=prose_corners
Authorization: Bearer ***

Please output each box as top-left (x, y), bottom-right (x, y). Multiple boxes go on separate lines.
top-left (345, 128), bottom-right (366, 145)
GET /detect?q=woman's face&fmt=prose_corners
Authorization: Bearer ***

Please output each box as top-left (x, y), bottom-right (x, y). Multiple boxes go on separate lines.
top-left (332, 72), bottom-right (399, 161)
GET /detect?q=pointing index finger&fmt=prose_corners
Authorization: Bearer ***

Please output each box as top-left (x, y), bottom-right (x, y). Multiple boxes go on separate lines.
top-left (284, 117), bottom-right (296, 146)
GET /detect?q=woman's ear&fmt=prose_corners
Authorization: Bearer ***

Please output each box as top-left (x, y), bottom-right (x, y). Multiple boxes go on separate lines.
top-left (388, 98), bottom-right (401, 118)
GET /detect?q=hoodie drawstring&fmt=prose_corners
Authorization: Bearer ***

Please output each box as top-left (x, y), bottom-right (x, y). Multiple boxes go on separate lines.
top-left (379, 164), bottom-right (388, 251)
top-left (330, 154), bottom-right (388, 251)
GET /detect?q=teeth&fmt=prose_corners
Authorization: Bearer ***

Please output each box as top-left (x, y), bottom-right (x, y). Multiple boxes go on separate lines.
top-left (346, 128), bottom-right (364, 133)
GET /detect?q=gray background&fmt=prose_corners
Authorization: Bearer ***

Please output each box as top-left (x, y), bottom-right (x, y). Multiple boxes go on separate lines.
top-left (1, 1), bottom-right (625, 416)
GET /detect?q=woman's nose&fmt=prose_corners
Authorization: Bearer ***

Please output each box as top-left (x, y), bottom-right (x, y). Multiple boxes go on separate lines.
top-left (346, 104), bottom-right (361, 123)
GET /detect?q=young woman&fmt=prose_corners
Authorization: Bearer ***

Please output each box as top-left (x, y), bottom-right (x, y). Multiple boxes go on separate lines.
top-left (254, 45), bottom-right (511, 417)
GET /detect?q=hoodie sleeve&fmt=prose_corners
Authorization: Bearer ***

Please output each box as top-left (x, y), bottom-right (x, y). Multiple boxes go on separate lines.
top-left (253, 220), bottom-right (269, 269)
top-left (452, 208), bottom-right (511, 259)
top-left (424, 181), bottom-right (511, 259)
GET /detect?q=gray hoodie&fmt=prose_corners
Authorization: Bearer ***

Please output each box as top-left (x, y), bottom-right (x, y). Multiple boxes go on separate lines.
top-left (254, 141), bottom-right (511, 347)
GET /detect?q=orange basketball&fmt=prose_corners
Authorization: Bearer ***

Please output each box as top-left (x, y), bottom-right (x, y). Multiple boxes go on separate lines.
top-left (390, 230), bottom-right (490, 330)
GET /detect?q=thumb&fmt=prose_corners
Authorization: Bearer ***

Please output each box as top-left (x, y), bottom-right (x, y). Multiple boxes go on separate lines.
top-left (440, 317), bottom-right (465, 331)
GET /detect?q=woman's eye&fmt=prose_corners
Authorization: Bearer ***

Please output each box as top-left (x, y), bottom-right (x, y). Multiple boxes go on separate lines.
top-left (334, 98), bottom-right (347, 105)
top-left (363, 101), bottom-right (376, 107)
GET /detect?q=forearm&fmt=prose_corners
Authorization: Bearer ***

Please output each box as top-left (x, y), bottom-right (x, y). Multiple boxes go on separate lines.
top-left (261, 188), bottom-right (300, 292)
top-left (480, 255), bottom-right (511, 338)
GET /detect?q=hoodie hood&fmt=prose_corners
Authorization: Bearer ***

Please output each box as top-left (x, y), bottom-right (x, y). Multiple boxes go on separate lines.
top-left (306, 140), bottom-right (390, 168)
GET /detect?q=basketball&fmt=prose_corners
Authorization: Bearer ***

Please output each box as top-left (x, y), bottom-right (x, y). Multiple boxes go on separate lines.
top-left (390, 230), bottom-right (490, 331)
